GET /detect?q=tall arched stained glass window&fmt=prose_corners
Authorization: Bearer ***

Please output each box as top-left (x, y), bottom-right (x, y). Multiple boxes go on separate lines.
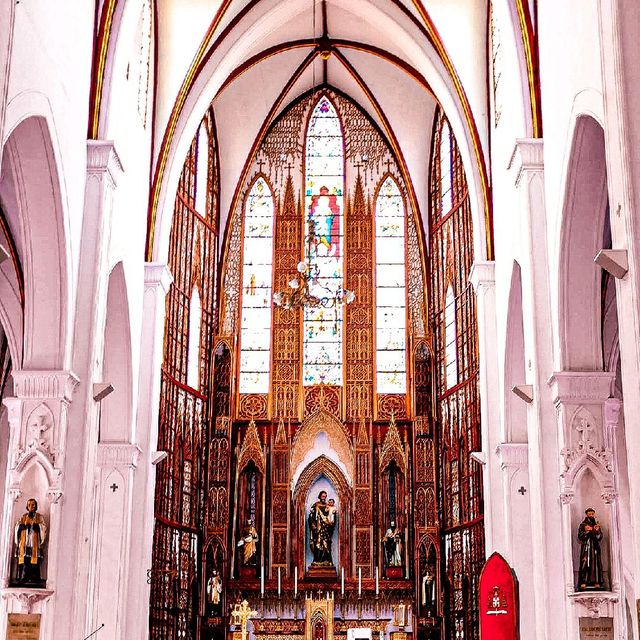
top-left (303, 96), bottom-right (344, 386)
top-left (239, 177), bottom-right (275, 393)
top-left (195, 123), bottom-right (209, 217)
top-left (439, 120), bottom-right (453, 216)
top-left (187, 287), bottom-right (201, 389)
top-left (444, 285), bottom-right (457, 388)
top-left (375, 176), bottom-right (407, 393)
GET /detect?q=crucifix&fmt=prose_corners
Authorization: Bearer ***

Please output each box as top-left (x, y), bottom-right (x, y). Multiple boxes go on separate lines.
top-left (354, 160), bottom-right (364, 177)
top-left (257, 157), bottom-right (266, 173)
top-left (231, 600), bottom-right (258, 640)
top-left (383, 158), bottom-right (394, 174)
top-left (110, 483), bottom-right (119, 493)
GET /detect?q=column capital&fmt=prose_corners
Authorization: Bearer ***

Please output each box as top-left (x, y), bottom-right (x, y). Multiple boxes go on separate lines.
top-left (97, 442), bottom-right (142, 469)
top-left (603, 397), bottom-right (622, 428)
top-left (86, 140), bottom-right (123, 186)
top-left (9, 370), bottom-right (79, 402)
top-left (548, 371), bottom-right (614, 405)
top-left (144, 262), bottom-right (173, 296)
top-left (495, 442), bottom-right (528, 470)
top-left (508, 138), bottom-right (544, 186)
top-left (469, 260), bottom-right (495, 292)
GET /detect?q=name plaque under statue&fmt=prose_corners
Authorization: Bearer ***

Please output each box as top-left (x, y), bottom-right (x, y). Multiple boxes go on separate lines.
top-left (7, 613), bottom-right (41, 640)
top-left (579, 617), bottom-right (613, 640)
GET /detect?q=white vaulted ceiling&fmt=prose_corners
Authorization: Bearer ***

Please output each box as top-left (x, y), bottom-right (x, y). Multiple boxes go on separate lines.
top-left (150, 0), bottom-right (490, 261)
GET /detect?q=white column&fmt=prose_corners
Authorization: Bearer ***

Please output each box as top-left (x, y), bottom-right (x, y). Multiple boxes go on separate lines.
top-left (598, 0), bottom-right (640, 606)
top-left (0, 0), bottom-right (15, 163)
top-left (509, 139), bottom-right (567, 640)
top-left (0, 370), bottom-right (78, 638)
top-left (63, 141), bottom-right (123, 640)
top-left (494, 443), bottom-right (535, 638)
top-left (469, 260), bottom-right (505, 556)
top-left (125, 262), bottom-right (172, 640)
top-left (90, 443), bottom-right (141, 638)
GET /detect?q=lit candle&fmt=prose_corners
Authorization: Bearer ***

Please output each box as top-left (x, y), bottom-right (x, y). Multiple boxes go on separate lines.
top-left (375, 567), bottom-right (379, 595)
top-left (278, 567), bottom-right (281, 596)
top-left (341, 567), bottom-right (345, 596)
top-left (294, 566), bottom-right (298, 598)
top-left (358, 568), bottom-right (362, 596)
top-left (260, 565), bottom-right (264, 596)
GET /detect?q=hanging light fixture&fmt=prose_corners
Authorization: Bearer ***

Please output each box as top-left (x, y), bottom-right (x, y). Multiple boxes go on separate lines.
top-left (272, 216), bottom-right (355, 311)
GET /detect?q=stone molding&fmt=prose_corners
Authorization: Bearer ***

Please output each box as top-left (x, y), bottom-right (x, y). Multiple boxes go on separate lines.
top-left (469, 260), bottom-right (496, 292)
top-left (144, 262), bottom-right (173, 296)
top-left (10, 371), bottom-right (79, 401)
top-left (568, 591), bottom-right (618, 618)
top-left (86, 140), bottom-right (123, 185)
top-left (548, 372), bottom-right (615, 405)
top-left (508, 138), bottom-right (544, 186)
top-left (97, 442), bottom-right (142, 469)
top-left (495, 443), bottom-right (528, 470)
top-left (1, 588), bottom-right (54, 613)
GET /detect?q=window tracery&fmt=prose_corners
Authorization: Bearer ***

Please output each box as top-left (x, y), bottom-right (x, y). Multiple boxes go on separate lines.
top-left (224, 89), bottom-right (426, 420)
top-left (150, 108), bottom-right (219, 639)
top-left (429, 108), bottom-right (484, 639)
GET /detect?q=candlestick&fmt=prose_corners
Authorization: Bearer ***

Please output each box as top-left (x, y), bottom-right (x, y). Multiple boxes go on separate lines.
top-left (358, 567), bottom-right (362, 596)
top-left (277, 567), bottom-right (281, 596)
top-left (260, 565), bottom-right (264, 596)
top-left (375, 566), bottom-right (379, 595)
top-left (341, 567), bottom-right (344, 596)
top-left (294, 567), bottom-right (298, 598)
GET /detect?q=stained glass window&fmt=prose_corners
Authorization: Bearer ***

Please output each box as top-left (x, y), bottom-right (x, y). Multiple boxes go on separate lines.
top-left (445, 285), bottom-right (457, 388)
top-left (239, 177), bottom-right (275, 393)
top-left (187, 287), bottom-right (201, 389)
top-left (303, 96), bottom-right (344, 386)
top-left (195, 123), bottom-right (209, 217)
top-left (375, 176), bottom-right (407, 393)
top-left (440, 120), bottom-right (453, 215)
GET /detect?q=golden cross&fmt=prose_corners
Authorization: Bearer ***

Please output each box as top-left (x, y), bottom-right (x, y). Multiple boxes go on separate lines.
top-left (231, 600), bottom-right (258, 640)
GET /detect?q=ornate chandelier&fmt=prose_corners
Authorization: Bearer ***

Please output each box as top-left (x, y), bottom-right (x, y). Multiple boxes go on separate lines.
top-left (272, 219), bottom-right (355, 311)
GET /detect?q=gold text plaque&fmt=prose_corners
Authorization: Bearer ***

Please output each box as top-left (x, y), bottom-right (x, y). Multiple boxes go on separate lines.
top-left (7, 613), bottom-right (41, 640)
top-left (579, 617), bottom-right (613, 640)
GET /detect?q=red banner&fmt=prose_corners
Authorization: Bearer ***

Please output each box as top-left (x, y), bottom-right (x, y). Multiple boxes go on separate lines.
top-left (479, 552), bottom-right (519, 640)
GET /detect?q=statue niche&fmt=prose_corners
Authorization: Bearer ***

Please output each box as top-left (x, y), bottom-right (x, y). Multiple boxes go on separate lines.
top-left (306, 478), bottom-right (338, 579)
top-left (235, 460), bottom-right (263, 577)
top-left (294, 456), bottom-right (351, 581)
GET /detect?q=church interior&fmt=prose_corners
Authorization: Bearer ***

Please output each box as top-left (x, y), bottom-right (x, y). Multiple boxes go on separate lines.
top-left (0, 1), bottom-right (638, 639)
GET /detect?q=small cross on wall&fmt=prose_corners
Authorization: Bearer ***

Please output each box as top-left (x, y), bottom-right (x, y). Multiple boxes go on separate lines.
top-left (518, 486), bottom-right (527, 496)
top-left (110, 483), bottom-right (119, 493)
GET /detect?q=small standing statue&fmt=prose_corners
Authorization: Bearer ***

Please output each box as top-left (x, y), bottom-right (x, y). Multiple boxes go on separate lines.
top-left (421, 571), bottom-right (436, 616)
top-left (14, 498), bottom-right (47, 586)
top-left (237, 519), bottom-right (259, 567)
top-left (577, 507), bottom-right (604, 590)
top-left (206, 569), bottom-right (223, 616)
top-left (382, 521), bottom-right (403, 567)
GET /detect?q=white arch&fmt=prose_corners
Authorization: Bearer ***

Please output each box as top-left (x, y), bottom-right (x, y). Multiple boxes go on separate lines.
top-left (0, 99), bottom-right (72, 370)
top-left (557, 112), bottom-right (608, 370)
